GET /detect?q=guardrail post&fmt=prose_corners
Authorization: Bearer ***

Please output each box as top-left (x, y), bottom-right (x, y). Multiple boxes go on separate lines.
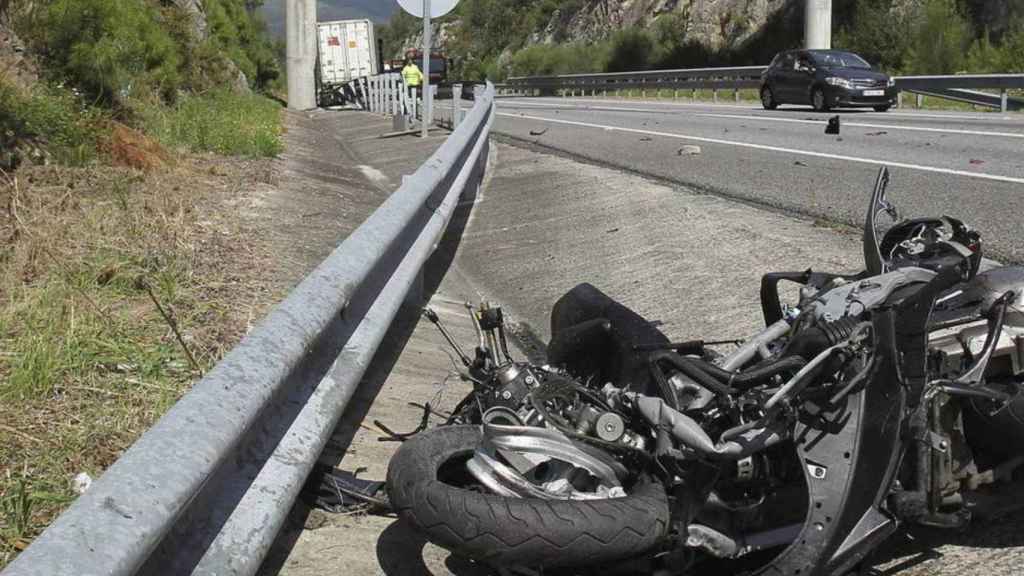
top-left (734, 88), bottom-right (740, 103)
top-left (1001, 89), bottom-right (1008, 113)
top-left (713, 89), bottom-right (719, 103)
top-left (691, 88), bottom-right (696, 100)
top-left (897, 91), bottom-right (903, 109)
top-left (453, 84), bottom-right (463, 127)
top-left (915, 93), bottom-right (923, 108)
top-left (673, 89), bottom-right (679, 100)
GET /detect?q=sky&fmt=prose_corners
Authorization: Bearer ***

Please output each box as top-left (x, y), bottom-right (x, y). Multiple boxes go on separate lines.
top-left (260, 0), bottom-right (401, 39)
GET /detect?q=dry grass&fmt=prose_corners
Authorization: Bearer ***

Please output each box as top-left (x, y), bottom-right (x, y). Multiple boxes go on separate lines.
top-left (0, 154), bottom-right (279, 566)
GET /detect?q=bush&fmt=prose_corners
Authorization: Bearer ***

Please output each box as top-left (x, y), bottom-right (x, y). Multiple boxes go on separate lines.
top-left (835, 0), bottom-right (916, 72)
top-left (135, 90), bottom-right (282, 157)
top-left (509, 42), bottom-right (608, 78)
top-left (0, 82), bottom-right (104, 166)
top-left (966, 22), bottom-right (1024, 73)
top-left (33, 0), bottom-right (182, 103)
top-left (606, 28), bottom-right (655, 72)
top-left (905, 0), bottom-right (973, 74)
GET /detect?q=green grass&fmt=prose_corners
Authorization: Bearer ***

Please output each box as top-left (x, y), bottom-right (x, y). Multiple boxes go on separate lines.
top-left (136, 90), bottom-right (283, 157)
top-left (0, 161), bottom-right (266, 566)
top-left (0, 81), bottom-right (104, 166)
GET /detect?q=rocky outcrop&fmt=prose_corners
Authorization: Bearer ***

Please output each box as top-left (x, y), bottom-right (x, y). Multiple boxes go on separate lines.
top-left (0, 21), bottom-right (38, 91)
top-left (170, 0), bottom-right (209, 40)
top-left (168, 0), bottom-right (250, 92)
top-left (533, 0), bottom-right (789, 51)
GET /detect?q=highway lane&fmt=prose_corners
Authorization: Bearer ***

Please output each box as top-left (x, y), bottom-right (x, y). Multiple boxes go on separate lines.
top-left (490, 97), bottom-right (1024, 262)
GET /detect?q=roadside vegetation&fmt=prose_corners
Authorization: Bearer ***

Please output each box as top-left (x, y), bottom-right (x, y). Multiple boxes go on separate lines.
top-left (1, 0), bottom-right (285, 565)
top-left (380, 0), bottom-right (1024, 83)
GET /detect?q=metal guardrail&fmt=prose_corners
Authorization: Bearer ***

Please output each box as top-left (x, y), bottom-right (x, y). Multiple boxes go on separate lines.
top-left (500, 67), bottom-right (1024, 112)
top-left (2, 83), bottom-right (497, 576)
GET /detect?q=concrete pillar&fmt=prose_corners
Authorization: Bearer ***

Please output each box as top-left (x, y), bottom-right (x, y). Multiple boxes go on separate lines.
top-left (804, 0), bottom-right (832, 49)
top-left (453, 84), bottom-right (463, 127)
top-left (286, 0), bottom-right (317, 110)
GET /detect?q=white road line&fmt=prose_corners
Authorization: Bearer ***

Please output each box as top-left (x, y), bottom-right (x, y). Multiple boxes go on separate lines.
top-left (497, 112), bottom-right (1024, 185)
top-left (501, 101), bottom-right (1024, 137)
top-left (694, 112), bottom-right (1024, 139)
top-left (522, 97), bottom-right (755, 111)
top-left (503, 97), bottom-right (1021, 122)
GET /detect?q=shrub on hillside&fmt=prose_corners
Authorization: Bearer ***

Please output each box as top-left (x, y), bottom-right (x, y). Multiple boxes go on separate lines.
top-left (0, 81), bottom-right (104, 167)
top-left (606, 28), bottom-right (655, 72)
top-left (905, 0), bottom-right (973, 74)
top-left (31, 0), bottom-right (182, 103)
top-left (509, 42), bottom-right (607, 78)
top-left (835, 0), bottom-right (917, 71)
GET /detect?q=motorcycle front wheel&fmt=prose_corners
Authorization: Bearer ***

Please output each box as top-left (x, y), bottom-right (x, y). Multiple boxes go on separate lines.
top-left (386, 425), bottom-right (670, 568)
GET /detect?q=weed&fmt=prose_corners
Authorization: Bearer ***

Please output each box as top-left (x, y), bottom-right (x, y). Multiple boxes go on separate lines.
top-left (0, 158), bottom-right (274, 566)
top-left (134, 90), bottom-right (283, 157)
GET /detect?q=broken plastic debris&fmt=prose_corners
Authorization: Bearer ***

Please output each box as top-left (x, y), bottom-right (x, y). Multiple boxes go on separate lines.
top-left (825, 116), bottom-right (840, 135)
top-left (72, 472), bottom-right (93, 495)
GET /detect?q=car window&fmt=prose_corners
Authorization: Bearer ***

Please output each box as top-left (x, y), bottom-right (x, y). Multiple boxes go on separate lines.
top-left (812, 51), bottom-right (872, 69)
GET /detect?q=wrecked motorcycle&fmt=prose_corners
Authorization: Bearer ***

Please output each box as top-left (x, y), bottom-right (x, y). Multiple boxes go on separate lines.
top-left (385, 167), bottom-right (1024, 574)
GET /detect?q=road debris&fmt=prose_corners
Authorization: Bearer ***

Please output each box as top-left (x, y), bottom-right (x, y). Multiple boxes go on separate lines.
top-left (72, 472), bottom-right (93, 495)
top-left (825, 115), bottom-right (840, 135)
top-left (865, 131), bottom-right (888, 136)
top-left (303, 467), bottom-right (390, 514)
top-left (529, 128), bottom-right (549, 136)
top-left (677, 145), bottom-right (702, 156)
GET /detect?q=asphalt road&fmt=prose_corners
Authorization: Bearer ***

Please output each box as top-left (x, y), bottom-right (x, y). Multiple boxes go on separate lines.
top-left (490, 97), bottom-right (1024, 262)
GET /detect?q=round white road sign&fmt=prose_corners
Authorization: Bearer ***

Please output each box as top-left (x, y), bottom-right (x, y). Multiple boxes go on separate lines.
top-left (397, 0), bottom-right (459, 19)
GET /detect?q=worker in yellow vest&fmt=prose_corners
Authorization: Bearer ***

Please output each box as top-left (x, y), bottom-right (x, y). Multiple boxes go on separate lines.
top-left (402, 58), bottom-right (424, 91)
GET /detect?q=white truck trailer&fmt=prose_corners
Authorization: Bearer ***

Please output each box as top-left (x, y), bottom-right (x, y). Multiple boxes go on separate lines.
top-left (315, 19), bottom-right (378, 107)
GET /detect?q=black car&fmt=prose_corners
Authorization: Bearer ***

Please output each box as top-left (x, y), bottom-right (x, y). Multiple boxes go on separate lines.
top-left (760, 49), bottom-right (897, 112)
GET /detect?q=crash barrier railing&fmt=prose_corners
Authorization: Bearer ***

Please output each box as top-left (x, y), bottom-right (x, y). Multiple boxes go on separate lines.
top-left (357, 73), bottom-right (480, 130)
top-left (1, 82), bottom-right (497, 576)
top-left (499, 67), bottom-right (1024, 112)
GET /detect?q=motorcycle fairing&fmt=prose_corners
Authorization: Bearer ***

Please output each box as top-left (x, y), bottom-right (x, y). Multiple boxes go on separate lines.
top-left (756, 309), bottom-right (905, 576)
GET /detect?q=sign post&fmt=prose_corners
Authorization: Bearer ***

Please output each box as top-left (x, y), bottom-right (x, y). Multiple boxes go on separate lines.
top-left (397, 0), bottom-right (459, 138)
top-left (422, 0), bottom-right (431, 138)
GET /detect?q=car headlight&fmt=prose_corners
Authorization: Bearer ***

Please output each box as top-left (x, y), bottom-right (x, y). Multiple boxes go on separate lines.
top-left (825, 77), bottom-right (854, 89)
top-left (887, 78), bottom-right (896, 87)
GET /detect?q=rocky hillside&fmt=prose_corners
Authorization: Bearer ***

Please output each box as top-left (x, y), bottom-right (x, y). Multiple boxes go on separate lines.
top-left (381, 0), bottom-right (1024, 79)
top-left (532, 0), bottom-right (791, 51)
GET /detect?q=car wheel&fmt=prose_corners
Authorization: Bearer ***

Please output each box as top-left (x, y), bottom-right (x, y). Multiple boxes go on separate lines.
top-left (812, 87), bottom-right (830, 112)
top-left (761, 86), bottom-right (778, 110)
top-left (873, 105), bottom-right (891, 112)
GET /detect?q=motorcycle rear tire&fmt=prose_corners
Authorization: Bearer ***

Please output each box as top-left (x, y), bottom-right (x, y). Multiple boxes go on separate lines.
top-left (387, 425), bottom-right (670, 568)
